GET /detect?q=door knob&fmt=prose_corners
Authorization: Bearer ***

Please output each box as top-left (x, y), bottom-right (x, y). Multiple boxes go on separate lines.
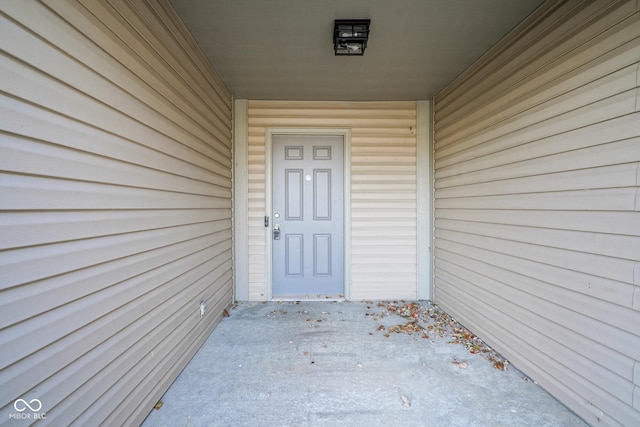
top-left (273, 224), bottom-right (281, 240)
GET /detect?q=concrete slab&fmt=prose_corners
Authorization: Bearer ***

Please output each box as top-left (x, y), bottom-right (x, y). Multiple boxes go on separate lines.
top-left (141, 301), bottom-right (588, 427)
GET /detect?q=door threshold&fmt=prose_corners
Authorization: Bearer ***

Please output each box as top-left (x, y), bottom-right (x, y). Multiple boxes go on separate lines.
top-left (272, 294), bottom-right (346, 302)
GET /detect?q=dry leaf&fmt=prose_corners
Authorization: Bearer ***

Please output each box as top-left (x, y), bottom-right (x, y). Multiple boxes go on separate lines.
top-left (153, 401), bottom-right (163, 410)
top-left (223, 309), bottom-right (230, 317)
top-left (401, 395), bottom-right (411, 407)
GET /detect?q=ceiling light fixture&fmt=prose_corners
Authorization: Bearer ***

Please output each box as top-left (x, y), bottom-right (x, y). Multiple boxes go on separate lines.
top-left (333, 19), bottom-right (370, 56)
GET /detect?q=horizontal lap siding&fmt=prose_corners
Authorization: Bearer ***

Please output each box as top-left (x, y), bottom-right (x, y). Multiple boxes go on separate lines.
top-left (247, 101), bottom-right (417, 300)
top-left (0, 1), bottom-right (232, 426)
top-left (433, 1), bottom-right (640, 426)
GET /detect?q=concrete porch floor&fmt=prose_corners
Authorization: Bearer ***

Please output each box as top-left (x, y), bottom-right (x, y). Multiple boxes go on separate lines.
top-left (141, 301), bottom-right (588, 427)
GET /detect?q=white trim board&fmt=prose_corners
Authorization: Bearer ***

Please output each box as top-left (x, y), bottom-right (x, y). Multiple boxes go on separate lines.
top-left (233, 99), bottom-right (249, 301)
top-left (417, 100), bottom-right (433, 301)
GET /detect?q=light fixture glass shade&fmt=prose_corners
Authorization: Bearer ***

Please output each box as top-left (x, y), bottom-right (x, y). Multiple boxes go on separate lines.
top-left (334, 19), bottom-right (370, 56)
top-left (334, 42), bottom-right (364, 55)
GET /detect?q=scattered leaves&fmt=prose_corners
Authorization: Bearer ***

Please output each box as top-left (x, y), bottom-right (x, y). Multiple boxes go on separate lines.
top-left (266, 309), bottom-right (287, 317)
top-left (371, 301), bottom-right (509, 371)
top-left (389, 321), bottom-right (423, 334)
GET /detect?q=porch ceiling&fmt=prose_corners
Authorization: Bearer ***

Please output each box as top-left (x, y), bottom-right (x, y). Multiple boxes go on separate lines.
top-left (168, 0), bottom-right (543, 101)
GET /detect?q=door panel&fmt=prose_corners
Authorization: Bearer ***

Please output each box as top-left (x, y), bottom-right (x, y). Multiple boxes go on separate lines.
top-left (285, 169), bottom-right (303, 220)
top-left (272, 134), bottom-right (344, 297)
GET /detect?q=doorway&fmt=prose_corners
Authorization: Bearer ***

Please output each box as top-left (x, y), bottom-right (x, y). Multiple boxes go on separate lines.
top-left (270, 134), bottom-right (345, 298)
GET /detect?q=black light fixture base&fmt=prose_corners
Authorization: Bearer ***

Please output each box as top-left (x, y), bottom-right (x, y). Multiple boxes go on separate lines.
top-left (333, 19), bottom-right (371, 56)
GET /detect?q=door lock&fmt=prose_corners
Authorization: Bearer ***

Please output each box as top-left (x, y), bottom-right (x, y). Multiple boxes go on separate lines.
top-left (273, 224), bottom-right (281, 240)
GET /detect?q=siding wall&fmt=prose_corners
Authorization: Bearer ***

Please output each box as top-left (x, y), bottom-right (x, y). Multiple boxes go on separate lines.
top-left (0, 1), bottom-right (232, 425)
top-left (433, 1), bottom-right (640, 425)
top-left (245, 101), bottom-right (417, 301)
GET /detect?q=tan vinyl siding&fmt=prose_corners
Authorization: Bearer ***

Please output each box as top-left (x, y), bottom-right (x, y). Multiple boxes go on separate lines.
top-left (0, 1), bottom-right (232, 425)
top-left (246, 101), bottom-right (417, 300)
top-left (433, 1), bottom-right (640, 426)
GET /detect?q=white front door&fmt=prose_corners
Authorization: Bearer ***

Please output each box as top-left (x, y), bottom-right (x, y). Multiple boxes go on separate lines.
top-left (271, 134), bottom-right (344, 298)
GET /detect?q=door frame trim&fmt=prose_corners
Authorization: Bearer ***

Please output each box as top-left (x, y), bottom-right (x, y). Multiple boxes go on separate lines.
top-left (265, 128), bottom-right (351, 300)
